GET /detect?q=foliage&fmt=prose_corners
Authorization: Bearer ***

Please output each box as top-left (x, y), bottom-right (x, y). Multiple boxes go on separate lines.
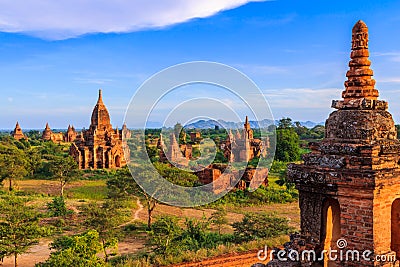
top-left (47, 196), bottom-right (72, 217)
top-left (232, 212), bottom-right (293, 242)
top-left (148, 215), bottom-right (234, 258)
top-left (48, 156), bottom-right (78, 196)
top-left (0, 144), bottom-right (28, 191)
top-left (0, 195), bottom-right (51, 266)
top-left (209, 208), bottom-right (228, 234)
top-left (81, 200), bottom-right (130, 262)
top-left (36, 230), bottom-right (106, 267)
top-left (107, 166), bottom-right (158, 229)
top-left (209, 186), bottom-right (298, 207)
top-left (275, 119), bottom-right (300, 162)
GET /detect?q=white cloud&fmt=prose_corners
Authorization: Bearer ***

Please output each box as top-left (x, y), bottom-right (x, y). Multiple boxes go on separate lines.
top-left (264, 88), bottom-right (341, 109)
top-left (0, 0), bottom-right (267, 40)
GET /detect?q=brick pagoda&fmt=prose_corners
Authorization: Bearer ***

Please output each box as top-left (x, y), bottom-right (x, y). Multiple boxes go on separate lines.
top-left (69, 90), bottom-right (128, 169)
top-left (287, 20), bottom-right (400, 266)
top-left (11, 121), bottom-right (27, 141)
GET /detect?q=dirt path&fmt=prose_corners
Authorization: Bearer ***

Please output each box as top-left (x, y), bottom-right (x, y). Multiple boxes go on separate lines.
top-left (119, 197), bottom-right (144, 228)
top-left (134, 197), bottom-right (144, 220)
top-left (0, 239), bottom-right (52, 267)
top-left (171, 250), bottom-right (269, 267)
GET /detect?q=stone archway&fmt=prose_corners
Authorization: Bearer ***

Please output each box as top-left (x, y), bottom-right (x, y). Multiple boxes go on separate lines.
top-left (391, 198), bottom-right (400, 256)
top-left (115, 155), bottom-right (121, 168)
top-left (96, 147), bottom-right (103, 169)
top-left (321, 198), bottom-right (341, 267)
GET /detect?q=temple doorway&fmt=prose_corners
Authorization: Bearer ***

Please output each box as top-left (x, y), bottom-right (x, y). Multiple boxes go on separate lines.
top-left (321, 198), bottom-right (341, 267)
top-left (391, 198), bottom-right (400, 256)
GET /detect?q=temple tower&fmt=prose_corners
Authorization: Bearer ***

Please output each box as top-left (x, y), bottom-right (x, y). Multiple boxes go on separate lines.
top-left (69, 89), bottom-right (127, 169)
top-left (42, 122), bottom-right (53, 140)
top-left (11, 122), bottom-right (27, 140)
top-left (288, 21), bottom-right (400, 266)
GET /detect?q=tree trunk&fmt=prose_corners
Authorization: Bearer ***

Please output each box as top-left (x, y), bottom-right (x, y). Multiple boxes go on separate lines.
top-left (147, 206), bottom-right (152, 230)
top-left (14, 252), bottom-right (17, 267)
top-left (9, 178), bottom-right (13, 191)
top-left (60, 181), bottom-right (64, 197)
top-left (102, 239), bottom-right (108, 262)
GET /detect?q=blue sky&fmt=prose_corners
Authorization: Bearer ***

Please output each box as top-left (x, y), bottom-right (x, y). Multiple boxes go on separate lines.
top-left (1, 0), bottom-right (400, 129)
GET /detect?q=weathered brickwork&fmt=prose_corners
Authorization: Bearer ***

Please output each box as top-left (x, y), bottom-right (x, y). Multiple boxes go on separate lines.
top-left (284, 21), bottom-right (400, 267)
top-left (10, 121), bottom-right (27, 141)
top-left (69, 90), bottom-right (129, 169)
top-left (42, 122), bottom-right (77, 142)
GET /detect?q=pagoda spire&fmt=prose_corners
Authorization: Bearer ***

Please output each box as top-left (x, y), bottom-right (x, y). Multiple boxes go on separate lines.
top-left (98, 89), bottom-right (103, 103)
top-left (342, 20), bottom-right (379, 102)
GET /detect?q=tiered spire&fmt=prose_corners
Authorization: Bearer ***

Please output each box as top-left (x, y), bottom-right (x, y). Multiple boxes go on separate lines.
top-left (342, 20), bottom-right (379, 101)
top-left (11, 121), bottom-right (27, 140)
top-left (90, 89), bottom-right (112, 130)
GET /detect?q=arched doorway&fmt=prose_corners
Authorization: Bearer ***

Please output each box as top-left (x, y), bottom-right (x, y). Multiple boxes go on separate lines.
top-left (96, 147), bottom-right (103, 169)
top-left (321, 198), bottom-right (341, 267)
top-left (115, 155), bottom-right (121, 168)
top-left (391, 199), bottom-right (400, 256)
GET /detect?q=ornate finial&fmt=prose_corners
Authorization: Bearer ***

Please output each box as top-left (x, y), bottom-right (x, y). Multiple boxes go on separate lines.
top-left (244, 116), bottom-right (250, 130)
top-left (98, 89), bottom-right (103, 103)
top-left (352, 20), bottom-right (368, 50)
top-left (341, 20), bottom-right (378, 102)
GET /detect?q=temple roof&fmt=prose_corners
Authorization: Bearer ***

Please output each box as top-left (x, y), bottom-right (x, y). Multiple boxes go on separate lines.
top-left (90, 89), bottom-right (112, 130)
top-left (341, 20), bottom-right (379, 101)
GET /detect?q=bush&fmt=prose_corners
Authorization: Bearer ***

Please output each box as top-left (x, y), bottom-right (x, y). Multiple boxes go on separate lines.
top-left (47, 196), bottom-right (72, 217)
top-left (232, 212), bottom-right (293, 242)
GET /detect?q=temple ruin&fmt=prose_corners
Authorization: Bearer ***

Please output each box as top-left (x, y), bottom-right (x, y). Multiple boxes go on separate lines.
top-left (42, 123), bottom-right (77, 142)
top-left (286, 20), bottom-right (400, 266)
top-left (69, 90), bottom-right (128, 169)
top-left (10, 121), bottom-right (27, 141)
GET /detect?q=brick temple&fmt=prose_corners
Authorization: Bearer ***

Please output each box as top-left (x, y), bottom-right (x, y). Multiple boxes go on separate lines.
top-left (69, 90), bottom-right (129, 169)
top-left (42, 123), bottom-right (77, 142)
top-left (224, 116), bottom-right (266, 162)
top-left (10, 121), bottom-right (27, 141)
top-left (287, 21), bottom-right (400, 266)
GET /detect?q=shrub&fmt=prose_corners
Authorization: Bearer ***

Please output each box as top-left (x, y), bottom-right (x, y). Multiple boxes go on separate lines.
top-left (47, 196), bottom-right (72, 217)
top-left (232, 212), bottom-right (293, 242)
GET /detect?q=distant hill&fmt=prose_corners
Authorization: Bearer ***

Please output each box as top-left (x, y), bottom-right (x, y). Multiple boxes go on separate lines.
top-left (183, 119), bottom-right (323, 129)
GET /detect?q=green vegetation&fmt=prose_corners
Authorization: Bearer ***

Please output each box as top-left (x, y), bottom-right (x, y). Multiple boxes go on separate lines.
top-left (232, 212), bottom-right (294, 242)
top-left (67, 180), bottom-right (108, 200)
top-left (36, 230), bottom-right (107, 267)
top-left (47, 196), bottom-right (72, 217)
top-left (0, 194), bottom-right (51, 267)
top-left (0, 124), bottom-right (305, 266)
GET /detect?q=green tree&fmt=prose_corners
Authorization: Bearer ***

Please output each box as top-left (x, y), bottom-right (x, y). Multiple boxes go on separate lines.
top-left (36, 230), bottom-right (106, 267)
top-left (275, 118), bottom-right (300, 162)
top-left (26, 148), bottom-right (42, 177)
top-left (107, 167), bottom-right (159, 229)
top-left (0, 195), bottom-right (50, 267)
top-left (278, 117), bottom-right (293, 129)
top-left (81, 201), bottom-right (129, 262)
top-left (0, 146), bottom-right (28, 191)
top-left (209, 208), bottom-right (228, 235)
top-left (148, 216), bottom-right (182, 255)
top-left (232, 212), bottom-right (293, 242)
top-left (47, 196), bottom-right (71, 217)
top-left (49, 156), bottom-right (78, 196)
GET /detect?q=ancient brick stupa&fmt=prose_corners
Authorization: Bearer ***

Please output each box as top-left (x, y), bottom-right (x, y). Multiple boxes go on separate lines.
top-left (69, 89), bottom-right (128, 169)
top-left (287, 21), bottom-right (400, 266)
top-left (11, 121), bottom-right (27, 140)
